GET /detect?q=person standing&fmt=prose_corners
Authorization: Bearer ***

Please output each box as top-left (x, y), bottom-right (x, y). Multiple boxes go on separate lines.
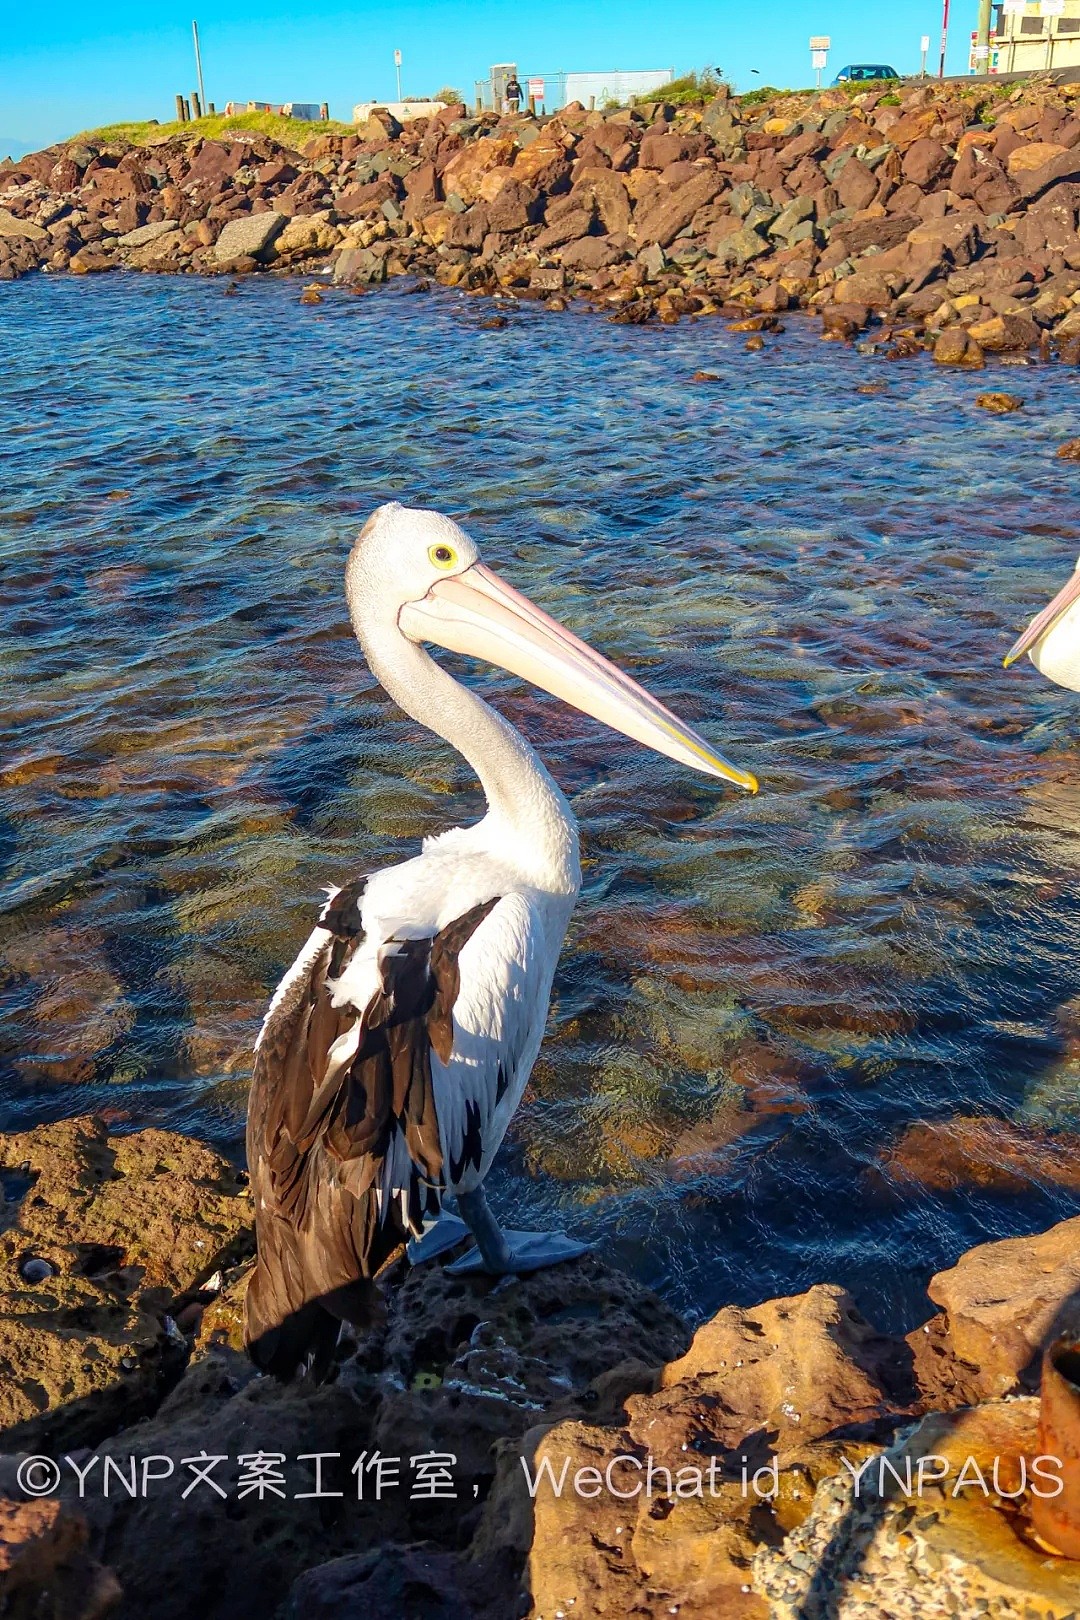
top-left (505, 73), bottom-right (523, 113)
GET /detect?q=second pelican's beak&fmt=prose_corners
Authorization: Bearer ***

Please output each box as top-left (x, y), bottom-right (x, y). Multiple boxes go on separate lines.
top-left (1004, 564), bottom-right (1080, 669)
top-left (399, 562), bottom-right (758, 791)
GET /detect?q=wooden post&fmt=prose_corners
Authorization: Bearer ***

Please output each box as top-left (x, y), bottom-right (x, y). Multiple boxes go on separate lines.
top-left (320, 102), bottom-right (329, 120)
top-left (589, 95), bottom-right (596, 110)
top-left (175, 94), bottom-right (186, 121)
top-left (207, 101), bottom-right (216, 115)
top-left (528, 95), bottom-right (536, 114)
top-left (183, 97), bottom-right (192, 121)
top-left (475, 93), bottom-right (483, 114)
top-left (192, 91), bottom-right (203, 119)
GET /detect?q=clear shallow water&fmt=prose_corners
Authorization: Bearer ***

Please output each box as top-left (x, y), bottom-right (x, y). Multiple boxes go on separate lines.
top-left (2, 273), bottom-right (1079, 1333)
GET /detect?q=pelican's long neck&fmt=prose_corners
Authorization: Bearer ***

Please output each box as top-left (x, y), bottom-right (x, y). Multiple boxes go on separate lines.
top-left (360, 620), bottom-right (580, 893)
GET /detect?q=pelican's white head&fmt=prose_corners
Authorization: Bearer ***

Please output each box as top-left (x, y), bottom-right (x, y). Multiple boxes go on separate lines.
top-left (345, 501), bottom-right (757, 791)
top-left (1004, 551), bottom-right (1080, 693)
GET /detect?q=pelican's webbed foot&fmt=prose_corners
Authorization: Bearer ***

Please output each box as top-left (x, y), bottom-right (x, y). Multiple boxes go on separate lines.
top-left (443, 1185), bottom-right (592, 1276)
top-left (406, 1212), bottom-right (472, 1265)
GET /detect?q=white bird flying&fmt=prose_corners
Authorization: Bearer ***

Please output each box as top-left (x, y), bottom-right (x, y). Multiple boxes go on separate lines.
top-left (1004, 552), bottom-right (1080, 692)
top-left (244, 502), bottom-right (758, 1377)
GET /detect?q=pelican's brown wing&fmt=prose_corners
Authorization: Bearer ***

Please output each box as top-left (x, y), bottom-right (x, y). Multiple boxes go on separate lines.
top-left (244, 878), bottom-right (498, 1378)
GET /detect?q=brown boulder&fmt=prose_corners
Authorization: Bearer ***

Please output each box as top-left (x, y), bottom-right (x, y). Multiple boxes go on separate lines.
top-left (356, 108), bottom-right (402, 142)
top-left (926, 1214), bottom-right (1080, 1396)
top-left (440, 134), bottom-right (517, 205)
top-left (966, 311), bottom-right (1041, 352)
top-left (933, 327), bottom-right (985, 367)
top-left (887, 105), bottom-right (944, 149)
top-left (836, 270), bottom-right (893, 310)
top-left (114, 196), bottom-right (149, 233)
top-left (835, 155), bottom-right (878, 212)
top-left (901, 137), bottom-right (952, 188)
top-left (511, 131), bottom-right (574, 194)
top-left (0, 1499), bottom-right (120, 1620)
top-left (49, 158), bottom-right (81, 192)
top-left (401, 161), bottom-right (439, 221)
top-left (0, 1115), bottom-right (251, 1451)
top-left (572, 167), bottom-right (632, 235)
top-left (638, 1283), bottom-right (908, 1450)
top-left (68, 249), bottom-right (117, 274)
top-left (1017, 146), bottom-right (1080, 204)
top-left (256, 159), bottom-right (298, 187)
top-left (444, 205), bottom-right (490, 250)
top-left (951, 142), bottom-right (1011, 201)
top-left (532, 195), bottom-right (595, 251)
top-left (560, 235), bottom-right (626, 271)
top-left (822, 301), bottom-right (870, 338)
top-left (185, 141), bottom-right (245, 187)
top-left (84, 167), bottom-right (150, 204)
top-left (1007, 139), bottom-right (1070, 177)
top-left (632, 168), bottom-right (721, 247)
top-left (475, 1282), bottom-right (905, 1620)
top-left (975, 391), bottom-right (1024, 413)
top-left (907, 212), bottom-right (982, 267)
top-left (638, 130), bottom-right (706, 170)
top-left (334, 178), bottom-right (398, 218)
top-left (483, 179), bottom-right (539, 232)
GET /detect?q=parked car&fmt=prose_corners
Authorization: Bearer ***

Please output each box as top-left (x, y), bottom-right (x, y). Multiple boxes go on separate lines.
top-left (831, 64), bottom-right (900, 84)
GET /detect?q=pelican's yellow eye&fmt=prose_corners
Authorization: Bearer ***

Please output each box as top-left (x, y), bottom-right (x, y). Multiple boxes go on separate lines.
top-left (429, 544), bottom-right (457, 570)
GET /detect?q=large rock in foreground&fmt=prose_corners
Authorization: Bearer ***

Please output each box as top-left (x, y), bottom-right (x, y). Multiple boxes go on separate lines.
top-left (0, 1116), bottom-right (251, 1451)
top-left (0, 1115), bottom-right (1078, 1619)
top-left (0, 1498), bottom-right (120, 1620)
top-left (919, 1214), bottom-right (1080, 1400)
top-left (754, 1400), bottom-right (1080, 1620)
top-left (473, 1283), bottom-right (913, 1620)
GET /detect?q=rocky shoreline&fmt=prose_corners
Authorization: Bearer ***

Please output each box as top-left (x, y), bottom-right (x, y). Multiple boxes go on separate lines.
top-left (0, 1114), bottom-right (1078, 1618)
top-left (6, 78), bottom-right (1080, 364)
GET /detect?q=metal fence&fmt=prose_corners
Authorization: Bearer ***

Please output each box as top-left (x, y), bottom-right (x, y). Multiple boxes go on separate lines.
top-left (474, 67), bottom-right (673, 114)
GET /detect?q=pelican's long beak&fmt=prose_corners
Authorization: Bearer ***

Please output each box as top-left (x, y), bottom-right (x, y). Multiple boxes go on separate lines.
top-left (1004, 565), bottom-right (1080, 668)
top-left (399, 562), bottom-right (758, 791)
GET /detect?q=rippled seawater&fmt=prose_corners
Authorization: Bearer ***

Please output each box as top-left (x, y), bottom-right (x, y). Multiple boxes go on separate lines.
top-left (2, 273), bottom-right (1079, 1332)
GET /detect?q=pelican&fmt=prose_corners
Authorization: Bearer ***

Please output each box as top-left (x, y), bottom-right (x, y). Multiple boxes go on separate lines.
top-left (244, 502), bottom-right (757, 1378)
top-left (1004, 552), bottom-right (1080, 691)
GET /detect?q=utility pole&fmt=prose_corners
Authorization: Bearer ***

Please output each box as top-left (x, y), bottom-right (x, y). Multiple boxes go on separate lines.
top-left (192, 20), bottom-right (206, 116)
top-left (938, 0), bottom-right (951, 77)
top-left (974, 0), bottom-right (993, 72)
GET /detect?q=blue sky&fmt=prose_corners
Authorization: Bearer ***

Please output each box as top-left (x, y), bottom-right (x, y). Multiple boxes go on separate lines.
top-left (4, 0), bottom-right (974, 153)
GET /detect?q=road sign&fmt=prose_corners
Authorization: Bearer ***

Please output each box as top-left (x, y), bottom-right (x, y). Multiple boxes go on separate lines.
top-left (394, 48), bottom-right (402, 65)
top-left (527, 77), bottom-right (545, 101)
top-left (811, 49), bottom-right (827, 68)
top-left (921, 33), bottom-right (931, 50)
top-left (1002, 0), bottom-right (1025, 10)
top-left (1040, 0), bottom-right (1065, 15)
top-left (809, 35), bottom-right (831, 49)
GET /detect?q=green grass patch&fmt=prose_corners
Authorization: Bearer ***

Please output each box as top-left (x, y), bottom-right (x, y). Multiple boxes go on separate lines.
top-left (78, 110), bottom-right (354, 148)
top-left (633, 67), bottom-right (732, 107)
top-left (738, 85), bottom-right (784, 105)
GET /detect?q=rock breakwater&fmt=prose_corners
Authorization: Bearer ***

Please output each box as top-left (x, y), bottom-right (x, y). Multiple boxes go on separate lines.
top-left (7, 80), bottom-right (1080, 363)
